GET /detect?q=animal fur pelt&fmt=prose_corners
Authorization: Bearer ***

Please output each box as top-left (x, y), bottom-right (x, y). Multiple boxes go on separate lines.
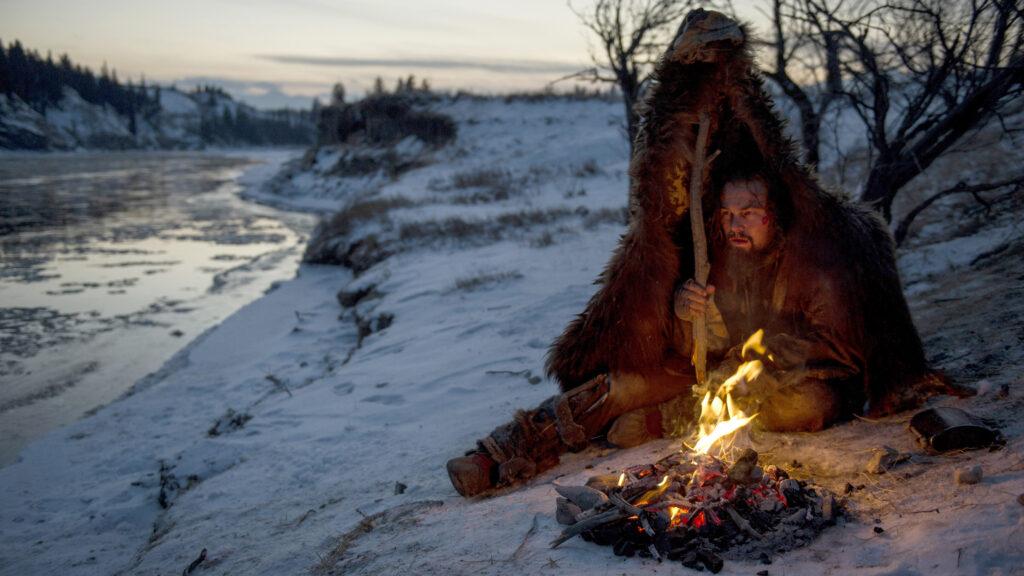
top-left (545, 9), bottom-right (950, 415)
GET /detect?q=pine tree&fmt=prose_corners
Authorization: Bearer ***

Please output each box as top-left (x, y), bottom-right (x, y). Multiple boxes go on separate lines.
top-left (330, 82), bottom-right (345, 106)
top-left (0, 40), bottom-right (10, 96)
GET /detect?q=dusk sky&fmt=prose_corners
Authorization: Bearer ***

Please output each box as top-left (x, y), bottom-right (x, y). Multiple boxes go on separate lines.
top-left (3, 0), bottom-right (764, 108)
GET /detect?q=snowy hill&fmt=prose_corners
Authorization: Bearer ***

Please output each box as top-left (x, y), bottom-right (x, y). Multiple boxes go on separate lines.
top-left (0, 86), bottom-right (312, 150)
top-left (0, 95), bottom-right (1021, 575)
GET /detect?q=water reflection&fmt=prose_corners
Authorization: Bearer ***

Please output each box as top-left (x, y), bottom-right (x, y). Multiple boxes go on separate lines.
top-left (0, 151), bottom-right (314, 466)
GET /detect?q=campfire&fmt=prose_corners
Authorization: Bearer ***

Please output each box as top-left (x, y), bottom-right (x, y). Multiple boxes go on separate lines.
top-left (551, 331), bottom-right (841, 572)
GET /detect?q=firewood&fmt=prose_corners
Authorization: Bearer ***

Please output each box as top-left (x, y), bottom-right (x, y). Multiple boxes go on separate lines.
top-left (726, 506), bottom-right (763, 540)
top-left (550, 508), bottom-right (626, 548)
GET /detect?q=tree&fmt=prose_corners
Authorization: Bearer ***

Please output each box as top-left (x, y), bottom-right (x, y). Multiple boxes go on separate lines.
top-left (330, 82), bottom-right (346, 106)
top-left (373, 76), bottom-right (386, 95)
top-left (569, 0), bottom-right (697, 146)
top-left (764, 0), bottom-right (1023, 221)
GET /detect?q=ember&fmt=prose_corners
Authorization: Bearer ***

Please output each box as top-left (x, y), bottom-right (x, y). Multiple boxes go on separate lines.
top-left (551, 330), bottom-right (841, 572)
top-left (551, 449), bottom-right (840, 572)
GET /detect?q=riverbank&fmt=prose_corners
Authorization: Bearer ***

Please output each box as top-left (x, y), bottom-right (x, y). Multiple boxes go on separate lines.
top-left (1, 97), bottom-right (1021, 575)
top-left (0, 149), bottom-right (314, 466)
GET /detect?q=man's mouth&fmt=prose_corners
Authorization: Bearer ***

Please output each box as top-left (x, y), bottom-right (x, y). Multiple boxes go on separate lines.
top-left (728, 235), bottom-right (752, 247)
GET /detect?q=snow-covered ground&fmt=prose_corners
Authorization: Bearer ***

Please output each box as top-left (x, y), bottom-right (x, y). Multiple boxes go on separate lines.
top-left (1, 96), bottom-right (1021, 576)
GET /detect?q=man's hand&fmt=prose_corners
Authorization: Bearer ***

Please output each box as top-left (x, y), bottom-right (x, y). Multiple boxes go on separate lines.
top-left (674, 279), bottom-right (715, 321)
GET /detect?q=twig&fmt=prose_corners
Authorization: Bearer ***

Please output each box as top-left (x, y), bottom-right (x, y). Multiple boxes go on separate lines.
top-left (182, 548), bottom-right (207, 576)
top-left (609, 493), bottom-right (642, 516)
top-left (511, 514), bottom-right (540, 560)
top-left (725, 506), bottom-right (764, 540)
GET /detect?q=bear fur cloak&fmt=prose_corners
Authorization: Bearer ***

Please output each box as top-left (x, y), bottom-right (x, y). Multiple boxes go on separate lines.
top-left (544, 9), bottom-right (949, 416)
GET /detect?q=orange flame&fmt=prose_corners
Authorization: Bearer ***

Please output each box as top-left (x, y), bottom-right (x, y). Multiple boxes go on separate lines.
top-left (690, 330), bottom-right (766, 457)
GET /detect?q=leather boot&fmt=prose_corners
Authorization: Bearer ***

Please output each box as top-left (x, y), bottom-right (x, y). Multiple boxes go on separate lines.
top-left (446, 375), bottom-right (610, 497)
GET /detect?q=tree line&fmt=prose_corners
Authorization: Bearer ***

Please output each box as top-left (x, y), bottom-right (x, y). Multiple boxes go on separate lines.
top-left (0, 39), bottom-right (314, 146)
top-left (0, 38), bottom-right (158, 120)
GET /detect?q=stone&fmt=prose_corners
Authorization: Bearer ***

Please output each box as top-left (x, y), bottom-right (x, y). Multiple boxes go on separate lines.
top-left (555, 497), bottom-right (583, 525)
top-left (865, 446), bottom-right (909, 474)
top-left (954, 465), bottom-right (983, 485)
top-left (554, 484), bottom-right (608, 510)
top-left (727, 448), bottom-right (760, 483)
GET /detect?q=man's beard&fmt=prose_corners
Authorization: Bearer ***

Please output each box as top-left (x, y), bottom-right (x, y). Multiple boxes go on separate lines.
top-left (723, 232), bottom-right (778, 282)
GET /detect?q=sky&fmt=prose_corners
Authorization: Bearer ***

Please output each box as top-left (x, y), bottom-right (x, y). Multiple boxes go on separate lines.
top-left (2, 0), bottom-right (765, 109)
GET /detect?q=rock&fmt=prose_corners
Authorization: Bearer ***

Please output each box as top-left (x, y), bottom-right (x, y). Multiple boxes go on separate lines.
top-left (1017, 493), bottom-right (1024, 506)
top-left (954, 465), bottom-right (983, 485)
top-left (873, 526), bottom-right (885, 534)
top-left (393, 482), bottom-right (407, 495)
top-left (727, 448), bottom-right (760, 484)
top-left (554, 484), bottom-right (608, 510)
top-left (779, 478), bottom-right (800, 495)
top-left (866, 446), bottom-right (909, 474)
top-left (555, 497), bottom-right (582, 525)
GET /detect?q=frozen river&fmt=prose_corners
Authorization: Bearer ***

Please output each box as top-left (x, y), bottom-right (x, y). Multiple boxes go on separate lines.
top-left (0, 150), bottom-right (315, 466)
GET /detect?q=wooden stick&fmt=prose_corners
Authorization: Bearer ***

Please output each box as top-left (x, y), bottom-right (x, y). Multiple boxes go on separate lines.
top-left (725, 506), bottom-right (763, 540)
top-left (549, 508), bottom-right (625, 548)
top-left (688, 111), bottom-right (713, 385)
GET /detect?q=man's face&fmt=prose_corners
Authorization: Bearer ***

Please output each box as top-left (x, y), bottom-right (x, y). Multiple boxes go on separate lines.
top-left (719, 179), bottom-right (774, 252)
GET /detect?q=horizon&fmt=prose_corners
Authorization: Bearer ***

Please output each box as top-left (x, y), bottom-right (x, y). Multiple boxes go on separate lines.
top-left (3, 0), bottom-right (766, 109)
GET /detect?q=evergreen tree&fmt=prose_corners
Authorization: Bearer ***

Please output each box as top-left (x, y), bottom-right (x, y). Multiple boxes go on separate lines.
top-left (330, 82), bottom-right (345, 106)
top-left (0, 40), bottom-right (10, 96)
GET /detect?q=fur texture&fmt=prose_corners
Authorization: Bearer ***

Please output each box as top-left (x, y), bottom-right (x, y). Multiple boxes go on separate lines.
top-left (545, 10), bottom-right (943, 415)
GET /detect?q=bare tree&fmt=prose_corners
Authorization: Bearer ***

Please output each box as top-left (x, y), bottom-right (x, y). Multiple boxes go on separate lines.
top-left (755, 0), bottom-right (845, 168)
top-left (569, 0), bottom-right (696, 147)
top-left (792, 0), bottom-right (1024, 221)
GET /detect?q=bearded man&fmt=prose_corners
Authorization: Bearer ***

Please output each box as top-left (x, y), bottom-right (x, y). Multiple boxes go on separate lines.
top-left (446, 9), bottom-right (961, 498)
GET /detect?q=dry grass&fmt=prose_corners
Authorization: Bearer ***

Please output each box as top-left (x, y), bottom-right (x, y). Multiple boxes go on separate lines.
top-left (428, 167), bottom-right (525, 204)
top-left (398, 207), bottom-right (574, 244)
top-left (452, 270), bottom-right (524, 292)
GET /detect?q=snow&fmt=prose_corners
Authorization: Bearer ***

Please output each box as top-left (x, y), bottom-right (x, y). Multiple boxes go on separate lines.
top-left (2, 96), bottom-right (1022, 576)
top-left (159, 88), bottom-right (200, 115)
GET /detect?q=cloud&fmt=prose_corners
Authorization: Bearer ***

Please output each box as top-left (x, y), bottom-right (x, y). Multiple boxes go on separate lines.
top-left (256, 54), bottom-right (582, 75)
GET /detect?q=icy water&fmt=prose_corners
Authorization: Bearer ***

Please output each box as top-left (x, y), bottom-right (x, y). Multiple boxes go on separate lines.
top-left (0, 151), bottom-right (315, 466)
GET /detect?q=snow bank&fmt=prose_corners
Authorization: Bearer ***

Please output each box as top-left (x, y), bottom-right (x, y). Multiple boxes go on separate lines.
top-left (2, 96), bottom-right (1021, 576)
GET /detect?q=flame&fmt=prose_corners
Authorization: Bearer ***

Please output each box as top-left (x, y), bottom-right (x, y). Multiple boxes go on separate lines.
top-left (690, 330), bottom-right (768, 456)
top-left (667, 506), bottom-right (687, 528)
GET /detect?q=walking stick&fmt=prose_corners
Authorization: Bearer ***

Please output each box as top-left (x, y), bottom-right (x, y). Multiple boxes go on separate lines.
top-left (686, 111), bottom-right (717, 385)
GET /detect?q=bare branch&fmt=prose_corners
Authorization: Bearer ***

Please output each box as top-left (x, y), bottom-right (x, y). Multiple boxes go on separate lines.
top-left (894, 173), bottom-right (1024, 244)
